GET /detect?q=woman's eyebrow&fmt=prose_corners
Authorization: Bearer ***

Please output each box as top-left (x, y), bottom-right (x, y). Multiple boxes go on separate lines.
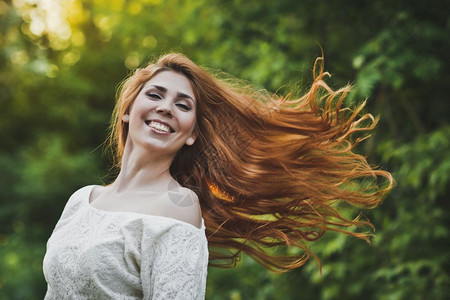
top-left (150, 85), bottom-right (167, 93)
top-left (177, 92), bottom-right (195, 103)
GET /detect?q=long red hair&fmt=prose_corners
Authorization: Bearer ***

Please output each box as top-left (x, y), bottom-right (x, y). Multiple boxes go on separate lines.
top-left (109, 53), bottom-right (393, 272)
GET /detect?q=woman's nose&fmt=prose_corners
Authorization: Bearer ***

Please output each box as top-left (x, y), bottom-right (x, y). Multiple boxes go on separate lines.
top-left (156, 103), bottom-right (173, 117)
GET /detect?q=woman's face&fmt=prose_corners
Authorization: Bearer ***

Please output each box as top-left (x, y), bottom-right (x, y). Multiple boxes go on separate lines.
top-left (124, 70), bottom-right (197, 156)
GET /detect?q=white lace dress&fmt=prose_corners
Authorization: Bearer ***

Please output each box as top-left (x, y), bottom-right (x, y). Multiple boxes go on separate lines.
top-left (43, 185), bottom-right (208, 300)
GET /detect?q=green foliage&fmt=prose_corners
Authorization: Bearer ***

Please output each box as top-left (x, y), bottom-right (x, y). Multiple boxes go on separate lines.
top-left (0, 0), bottom-right (448, 299)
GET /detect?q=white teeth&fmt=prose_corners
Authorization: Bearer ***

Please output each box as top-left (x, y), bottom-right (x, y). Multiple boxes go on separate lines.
top-left (149, 121), bottom-right (170, 133)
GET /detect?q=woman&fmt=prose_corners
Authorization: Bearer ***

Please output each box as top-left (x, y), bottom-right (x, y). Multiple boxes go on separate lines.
top-left (43, 53), bottom-right (393, 299)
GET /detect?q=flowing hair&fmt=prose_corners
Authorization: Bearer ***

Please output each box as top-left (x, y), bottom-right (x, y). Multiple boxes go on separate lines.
top-left (109, 53), bottom-right (394, 272)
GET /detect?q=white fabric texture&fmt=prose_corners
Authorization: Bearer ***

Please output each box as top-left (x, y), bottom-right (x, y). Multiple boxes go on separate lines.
top-left (43, 185), bottom-right (208, 300)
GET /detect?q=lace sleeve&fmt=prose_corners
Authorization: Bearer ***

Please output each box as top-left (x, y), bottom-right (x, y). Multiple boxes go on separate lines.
top-left (50, 186), bottom-right (90, 232)
top-left (141, 222), bottom-right (208, 300)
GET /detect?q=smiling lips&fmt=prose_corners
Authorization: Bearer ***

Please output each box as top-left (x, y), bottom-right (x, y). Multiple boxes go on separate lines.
top-left (145, 120), bottom-right (175, 133)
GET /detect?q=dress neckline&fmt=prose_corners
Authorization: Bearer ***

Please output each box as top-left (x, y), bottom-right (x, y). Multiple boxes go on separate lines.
top-left (84, 185), bottom-right (205, 231)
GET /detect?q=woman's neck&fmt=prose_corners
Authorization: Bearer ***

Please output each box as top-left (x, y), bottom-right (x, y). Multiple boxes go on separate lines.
top-left (112, 144), bottom-right (176, 193)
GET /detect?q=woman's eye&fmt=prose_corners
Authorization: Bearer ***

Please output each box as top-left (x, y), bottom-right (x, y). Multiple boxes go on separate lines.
top-left (146, 92), bottom-right (162, 100)
top-left (176, 103), bottom-right (191, 111)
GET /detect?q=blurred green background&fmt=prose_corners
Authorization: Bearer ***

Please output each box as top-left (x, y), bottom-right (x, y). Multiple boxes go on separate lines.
top-left (1, 0), bottom-right (449, 299)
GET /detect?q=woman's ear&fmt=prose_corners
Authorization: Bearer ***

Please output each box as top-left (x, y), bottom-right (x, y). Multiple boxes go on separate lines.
top-left (185, 134), bottom-right (197, 146)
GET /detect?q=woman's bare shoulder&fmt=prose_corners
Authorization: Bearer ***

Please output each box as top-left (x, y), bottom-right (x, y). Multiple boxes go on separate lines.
top-left (165, 186), bottom-right (202, 228)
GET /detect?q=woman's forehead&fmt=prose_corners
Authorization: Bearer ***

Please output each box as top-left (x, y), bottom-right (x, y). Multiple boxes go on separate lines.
top-left (143, 70), bottom-right (195, 100)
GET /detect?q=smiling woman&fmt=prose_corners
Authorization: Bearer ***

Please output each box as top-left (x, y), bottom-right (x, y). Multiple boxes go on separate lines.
top-left (42, 53), bottom-right (393, 299)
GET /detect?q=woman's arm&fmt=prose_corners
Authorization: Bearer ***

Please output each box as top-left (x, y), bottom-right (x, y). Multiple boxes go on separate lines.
top-left (140, 222), bottom-right (208, 300)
